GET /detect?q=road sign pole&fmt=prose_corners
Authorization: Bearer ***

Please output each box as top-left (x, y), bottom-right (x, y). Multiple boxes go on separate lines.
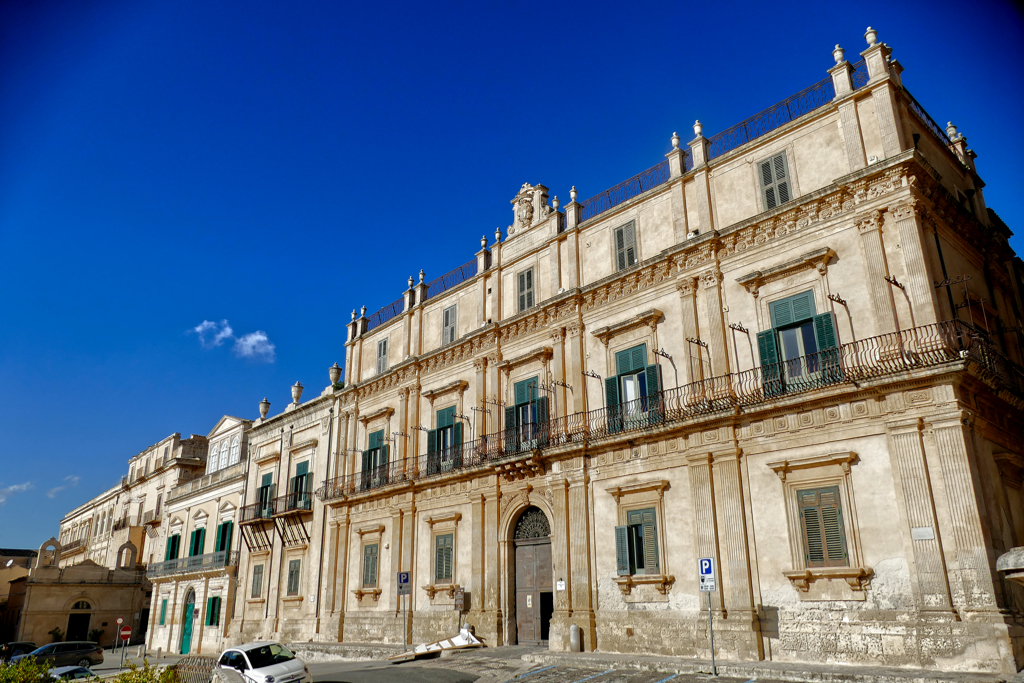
top-left (707, 591), bottom-right (717, 677)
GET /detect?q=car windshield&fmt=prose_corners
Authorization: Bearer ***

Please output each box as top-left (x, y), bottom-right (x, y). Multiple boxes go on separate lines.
top-left (31, 645), bottom-right (56, 655)
top-left (244, 644), bottom-right (295, 669)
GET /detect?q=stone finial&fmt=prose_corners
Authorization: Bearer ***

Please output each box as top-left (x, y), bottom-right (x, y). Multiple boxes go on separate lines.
top-left (360, 305), bottom-right (367, 317)
top-left (946, 122), bottom-right (960, 140)
top-left (833, 44), bottom-right (845, 64)
top-left (494, 227), bottom-right (502, 242)
top-left (864, 26), bottom-right (877, 46)
top-left (570, 186), bottom-right (577, 202)
top-left (693, 120), bottom-right (702, 137)
top-left (552, 195), bottom-right (560, 211)
top-left (259, 397), bottom-right (270, 419)
top-left (329, 363), bottom-right (342, 385)
top-left (671, 132), bottom-right (681, 149)
top-left (408, 275), bottom-right (414, 288)
top-left (480, 235), bottom-right (488, 249)
top-left (291, 381), bottom-right (304, 404)
top-left (351, 309), bottom-right (357, 321)
top-left (419, 269), bottom-right (425, 283)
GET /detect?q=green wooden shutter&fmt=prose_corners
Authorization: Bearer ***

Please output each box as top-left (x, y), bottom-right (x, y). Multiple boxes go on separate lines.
top-left (196, 528), bottom-right (205, 555)
top-left (535, 396), bottom-right (549, 448)
top-left (380, 444), bottom-right (389, 465)
top-left (757, 329), bottom-right (783, 397)
top-left (221, 522), bottom-right (233, 554)
top-left (813, 312), bottom-right (838, 350)
top-left (770, 291), bottom-right (816, 328)
top-left (213, 523), bottom-right (223, 553)
top-left (261, 473), bottom-right (272, 487)
top-left (452, 422), bottom-right (463, 445)
top-left (296, 461), bottom-right (309, 477)
top-left (504, 406), bottom-right (516, 430)
top-left (614, 526), bottom-right (632, 575)
top-left (205, 597), bottom-right (213, 625)
top-left (213, 597), bottom-right (221, 626)
top-left (159, 599), bottom-right (167, 625)
top-left (363, 544), bottom-right (378, 586)
top-left (165, 536), bottom-right (173, 561)
top-left (799, 487), bottom-right (848, 569)
top-left (813, 312), bottom-right (843, 382)
top-left (606, 376), bottom-right (621, 434)
top-left (435, 534), bottom-right (453, 582)
top-left (188, 530), bottom-right (197, 557)
top-left (514, 377), bottom-right (536, 406)
top-left (640, 509), bottom-right (659, 574)
top-left (644, 364), bottom-right (661, 396)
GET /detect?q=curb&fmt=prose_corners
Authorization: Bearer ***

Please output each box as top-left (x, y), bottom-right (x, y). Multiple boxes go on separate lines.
top-left (287, 642), bottom-right (405, 663)
top-left (521, 652), bottom-right (1009, 683)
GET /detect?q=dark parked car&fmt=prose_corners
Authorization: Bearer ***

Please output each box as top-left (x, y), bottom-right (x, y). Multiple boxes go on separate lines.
top-left (50, 666), bottom-right (97, 680)
top-left (1, 642), bottom-right (37, 662)
top-left (10, 642), bottom-right (103, 668)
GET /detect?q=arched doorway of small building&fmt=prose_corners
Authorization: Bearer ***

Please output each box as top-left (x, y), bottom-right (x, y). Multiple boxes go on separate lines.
top-left (512, 506), bottom-right (553, 645)
top-left (180, 590), bottom-right (196, 654)
top-left (66, 601), bottom-right (91, 642)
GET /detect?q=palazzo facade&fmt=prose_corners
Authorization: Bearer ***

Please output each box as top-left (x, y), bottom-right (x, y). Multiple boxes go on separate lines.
top-left (226, 27), bottom-right (1019, 673)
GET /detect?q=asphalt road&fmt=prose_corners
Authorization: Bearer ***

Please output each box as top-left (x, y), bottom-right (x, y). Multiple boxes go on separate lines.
top-left (308, 659), bottom-right (477, 683)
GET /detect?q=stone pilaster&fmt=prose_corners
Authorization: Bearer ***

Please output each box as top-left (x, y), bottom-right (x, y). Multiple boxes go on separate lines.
top-left (566, 322), bottom-right (587, 414)
top-left (830, 59), bottom-right (867, 172)
top-left (473, 358), bottom-right (487, 436)
top-left (856, 210), bottom-right (898, 334)
top-left (887, 418), bottom-right (955, 613)
top-left (486, 352), bottom-right (502, 433)
top-left (860, 38), bottom-right (907, 159)
top-left (396, 388), bottom-right (409, 464)
top-left (568, 473), bottom-right (596, 651)
top-left (666, 143), bottom-right (690, 243)
top-left (687, 452), bottom-right (724, 613)
top-left (335, 512), bottom-right (350, 639)
top-left (564, 231), bottom-right (580, 289)
top-left (891, 198), bottom-right (939, 326)
top-left (677, 277), bottom-right (699, 384)
top-left (700, 269), bottom-right (730, 375)
top-left (550, 328), bottom-right (566, 418)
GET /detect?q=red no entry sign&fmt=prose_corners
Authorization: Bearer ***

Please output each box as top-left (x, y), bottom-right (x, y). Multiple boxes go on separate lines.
top-left (119, 626), bottom-right (132, 641)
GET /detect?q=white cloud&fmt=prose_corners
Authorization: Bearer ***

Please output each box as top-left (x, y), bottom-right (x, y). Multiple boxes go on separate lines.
top-left (191, 319), bottom-right (234, 348)
top-left (189, 320), bottom-right (275, 363)
top-left (47, 475), bottom-right (80, 499)
top-left (233, 331), bottom-right (276, 362)
top-left (0, 482), bottom-right (33, 505)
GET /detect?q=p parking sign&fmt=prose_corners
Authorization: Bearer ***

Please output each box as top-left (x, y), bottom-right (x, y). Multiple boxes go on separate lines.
top-left (397, 571), bottom-right (411, 596)
top-left (698, 557), bottom-right (716, 592)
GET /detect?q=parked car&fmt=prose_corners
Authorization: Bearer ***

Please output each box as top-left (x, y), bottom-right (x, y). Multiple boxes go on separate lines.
top-left (215, 642), bottom-right (310, 683)
top-left (50, 666), bottom-right (96, 680)
top-left (1, 642), bottom-right (37, 662)
top-left (10, 642), bottom-right (103, 668)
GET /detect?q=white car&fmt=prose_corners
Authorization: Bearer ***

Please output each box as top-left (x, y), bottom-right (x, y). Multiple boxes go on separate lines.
top-left (215, 642), bottom-right (311, 683)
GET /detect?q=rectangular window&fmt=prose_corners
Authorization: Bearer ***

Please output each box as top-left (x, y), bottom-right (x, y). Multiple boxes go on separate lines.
top-left (605, 343), bottom-right (662, 432)
top-left (286, 559), bottom-right (301, 596)
top-left (189, 528), bottom-right (206, 557)
top-left (376, 338), bottom-right (388, 375)
top-left (205, 596), bottom-right (221, 626)
top-left (756, 291), bottom-right (842, 395)
top-left (442, 305), bottom-right (457, 345)
top-left (214, 521), bottom-right (233, 553)
top-left (251, 564), bottom-right (264, 598)
top-left (159, 599), bottom-right (167, 626)
top-left (435, 533), bottom-right (454, 583)
top-left (798, 486), bottom-right (849, 568)
top-left (503, 377), bottom-right (548, 453)
top-left (517, 268), bottom-right (534, 312)
top-left (362, 543), bottom-right (379, 587)
top-left (361, 430), bottom-right (389, 490)
top-left (614, 507), bottom-right (659, 576)
top-left (165, 534), bottom-right (181, 561)
top-left (257, 473), bottom-right (275, 517)
top-left (759, 153), bottom-right (792, 210)
top-left (614, 221), bottom-right (637, 271)
top-left (427, 406), bottom-right (463, 475)
top-left (289, 461), bottom-right (313, 510)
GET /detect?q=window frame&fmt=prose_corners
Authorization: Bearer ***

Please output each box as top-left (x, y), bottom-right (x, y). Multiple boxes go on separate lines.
top-left (361, 542), bottom-right (379, 588)
top-left (442, 304), bottom-right (457, 345)
top-left (756, 290), bottom-right (842, 394)
top-left (376, 338), bottom-right (388, 375)
top-left (613, 220), bottom-right (638, 272)
top-left (159, 598), bottom-right (168, 626)
top-left (434, 532), bottom-right (454, 584)
top-left (517, 267), bottom-right (535, 313)
top-left (757, 151), bottom-right (793, 211)
top-left (286, 558), bottom-right (301, 596)
top-left (607, 480), bottom-right (672, 598)
top-left (251, 563), bottom-right (264, 599)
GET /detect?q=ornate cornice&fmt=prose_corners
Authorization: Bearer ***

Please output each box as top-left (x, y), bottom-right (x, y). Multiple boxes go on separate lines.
top-left (736, 247), bottom-right (836, 296)
top-left (496, 346), bottom-right (553, 372)
top-left (358, 406), bottom-right (394, 425)
top-left (591, 309), bottom-right (664, 347)
top-left (422, 380), bottom-right (469, 404)
top-left (766, 451), bottom-right (859, 482)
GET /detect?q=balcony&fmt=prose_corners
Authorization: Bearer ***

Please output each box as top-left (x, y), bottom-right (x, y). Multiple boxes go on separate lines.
top-left (147, 550), bottom-right (238, 578)
top-left (111, 516), bottom-right (130, 532)
top-left (61, 538), bottom-right (86, 554)
top-left (141, 510), bottom-right (162, 527)
top-left (167, 462), bottom-right (245, 504)
top-left (316, 320), bottom-right (1024, 503)
top-left (240, 501), bottom-right (275, 524)
top-left (272, 491), bottom-right (313, 516)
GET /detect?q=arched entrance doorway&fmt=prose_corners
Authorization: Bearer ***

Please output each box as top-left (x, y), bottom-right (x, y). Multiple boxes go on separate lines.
top-left (180, 590), bottom-right (196, 654)
top-left (513, 506), bottom-right (552, 645)
top-left (66, 600), bottom-right (91, 642)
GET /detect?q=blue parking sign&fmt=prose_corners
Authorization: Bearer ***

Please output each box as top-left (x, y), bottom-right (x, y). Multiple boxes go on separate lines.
top-left (397, 571), bottom-right (411, 596)
top-left (698, 558), bottom-right (716, 592)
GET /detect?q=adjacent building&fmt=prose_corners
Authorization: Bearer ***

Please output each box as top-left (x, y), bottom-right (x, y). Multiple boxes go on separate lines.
top-left (226, 27), bottom-right (1024, 675)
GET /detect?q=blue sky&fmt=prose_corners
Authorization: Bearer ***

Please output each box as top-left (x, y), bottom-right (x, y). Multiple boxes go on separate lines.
top-left (1, 0), bottom-right (1022, 548)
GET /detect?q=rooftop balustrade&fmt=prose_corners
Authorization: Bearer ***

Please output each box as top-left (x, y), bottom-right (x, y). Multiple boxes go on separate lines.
top-left (317, 319), bottom-right (1021, 502)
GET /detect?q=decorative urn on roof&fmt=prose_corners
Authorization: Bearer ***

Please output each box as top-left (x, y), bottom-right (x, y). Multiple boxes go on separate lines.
top-left (291, 381), bottom-right (303, 404)
top-left (259, 398), bottom-right (270, 419)
top-left (329, 363), bottom-right (342, 386)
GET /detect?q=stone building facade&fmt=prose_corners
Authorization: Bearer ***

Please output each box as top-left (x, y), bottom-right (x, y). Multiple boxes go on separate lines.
top-left (147, 416), bottom-right (250, 655)
top-left (230, 26), bottom-right (1021, 674)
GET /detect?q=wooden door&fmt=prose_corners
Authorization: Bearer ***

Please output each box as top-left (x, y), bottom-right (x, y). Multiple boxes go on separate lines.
top-left (515, 538), bottom-right (552, 644)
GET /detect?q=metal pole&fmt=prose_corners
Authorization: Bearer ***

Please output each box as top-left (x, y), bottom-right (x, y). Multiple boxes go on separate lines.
top-left (707, 592), bottom-right (717, 676)
top-left (403, 594), bottom-right (407, 650)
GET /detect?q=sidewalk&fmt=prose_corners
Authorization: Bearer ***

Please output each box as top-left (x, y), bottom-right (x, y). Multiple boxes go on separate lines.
top-left (523, 650), bottom-right (1011, 683)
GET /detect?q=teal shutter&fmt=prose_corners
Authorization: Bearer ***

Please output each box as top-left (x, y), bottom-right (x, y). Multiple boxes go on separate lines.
top-left (504, 406), bottom-right (517, 454)
top-left (640, 508), bottom-right (659, 574)
top-left (813, 312), bottom-right (838, 350)
top-left (514, 378), bottom-right (537, 405)
top-left (435, 534), bottom-right (453, 582)
top-left (645, 364), bottom-right (664, 424)
top-left (205, 598), bottom-right (213, 625)
top-left (615, 344), bottom-right (647, 375)
top-left (614, 526), bottom-right (632, 576)
top-left (757, 329), bottom-right (783, 397)
top-left (452, 422), bottom-right (462, 445)
top-left (535, 396), bottom-right (549, 448)
top-left (615, 349), bottom-right (632, 375)
top-left (380, 444), bottom-right (389, 465)
top-left (813, 312), bottom-right (843, 382)
top-left (363, 544), bottom-right (378, 586)
top-left (427, 428), bottom-right (438, 452)
top-left (504, 406), bottom-right (516, 430)
top-left (770, 291), bottom-right (816, 327)
top-left (426, 428), bottom-right (439, 474)
top-left (159, 599), bottom-right (167, 625)
top-left (799, 487), bottom-right (848, 568)
top-left (188, 530), bottom-right (197, 557)
top-left (645, 364), bottom-right (662, 396)
top-left (196, 528), bottom-right (205, 555)
top-left (261, 473), bottom-right (272, 487)
top-left (605, 376), bottom-right (621, 434)
top-left (214, 524), bottom-right (223, 553)
top-left (221, 522), bottom-right (233, 554)
top-left (362, 449), bottom-right (371, 472)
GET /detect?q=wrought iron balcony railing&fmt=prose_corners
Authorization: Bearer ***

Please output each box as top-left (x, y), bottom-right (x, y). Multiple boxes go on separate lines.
top-left (62, 538), bottom-right (86, 553)
top-left (273, 491), bottom-right (314, 515)
top-left (147, 550), bottom-right (238, 578)
top-left (240, 501), bottom-right (276, 524)
top-left (141, 510), bottom-right (161, 526)
top-left (111, 516), bottom-right (130, 532)
top-left (314, 320), bottom-right (1021, 503)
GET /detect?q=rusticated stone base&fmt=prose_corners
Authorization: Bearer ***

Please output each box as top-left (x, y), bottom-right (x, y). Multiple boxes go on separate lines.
top-left (593, 609), bottom-right (762, 661)
top-left (341, 610), bottom-right (403, 644)
top-left (550, 610), bottom-right (597, 652)
top-left (464, 609), bottom-right (503, 647)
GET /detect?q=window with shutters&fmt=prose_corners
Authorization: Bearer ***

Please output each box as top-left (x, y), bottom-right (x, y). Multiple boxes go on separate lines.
top-left (188, 528), bottom-right (206, 557)
top-left (159, 599), bottom-right (168, 626)
top-left (361, 430), bottom-right (389, 490)
top-left (428, 406), bottom-right (463, 475)
top-left (165, 534), bottom-right (181, 561)
top-left (286, 559), bottom-right (301, 596)
top-left (442, 305), bottom-right (457, 345)
top-left (205, 596), bottom-right (222, 626)
top-left (798, 486), bottom-right (848, 568)
top-left (758, 152), bottom-right (793, 211)
top-left (614, 221), bottom-right (638, 271)
top-left (756, 290), bottom-right (842, 396)
top-left (251, 564), bottom-right (264, 599)
top-left (614, 507), bottom-right (659, 576)
top-left (289, 461), bottom-right (313, 511)
top-left (257, 472), bottom-right (275, 517)
top-left (362, 543), bottom-right (379, 587)
top-left (607, 480), bottom-right (673, 597)
top-left (504, 376), bottom-right (548, 453)
top-left (605, 343), bottom-right (663, 433)
top-left (517, 268), bottom-right (535, 312)
top-left (376, 338), bottom-right (388, 375)
top-left (214, 521), bottom-right (233, 553)
top-left (434, 533), bottom-right (454, 584)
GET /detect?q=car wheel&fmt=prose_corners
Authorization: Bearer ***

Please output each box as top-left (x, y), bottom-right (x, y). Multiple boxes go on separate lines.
top-left (77, 659), bottom-right (91, 668)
